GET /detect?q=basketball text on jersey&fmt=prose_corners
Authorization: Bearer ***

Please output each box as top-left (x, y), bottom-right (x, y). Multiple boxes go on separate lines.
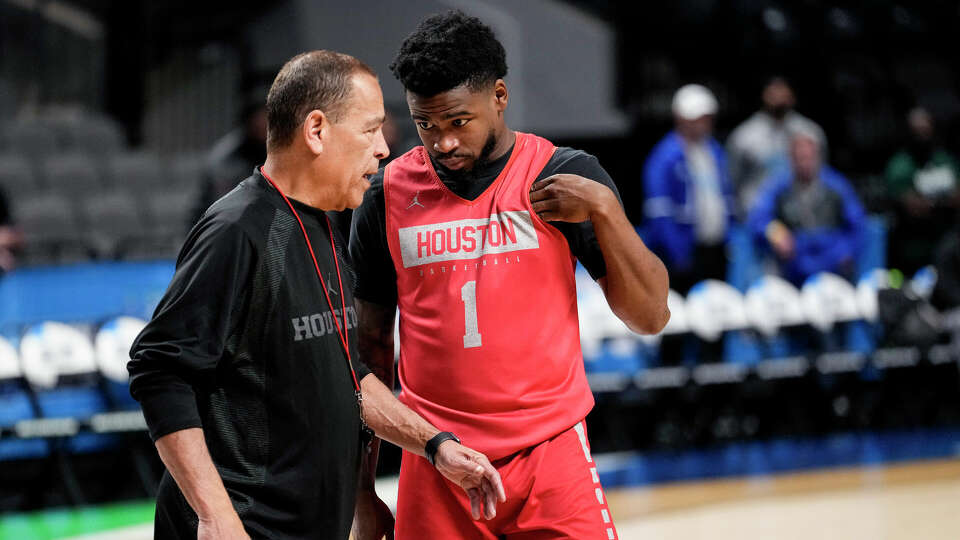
top-left (397, 210), bottom-right (539, 268)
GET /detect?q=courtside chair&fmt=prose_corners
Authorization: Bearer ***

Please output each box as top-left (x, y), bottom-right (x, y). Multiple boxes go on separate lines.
top-left (20, 322), bottom-right (115, 456)
top-left (63, 117), bottom-right (126, 157)
top-left (78, 189), bottom-right (147, 259)
top-left (0, 335), bottom-right (49, 461)
top-left (41, 152), bottom-right (104, 196)
top-left (106, 151), bottom-right (163, 190)
top-left (94, 316), bottom-right (146, 410)
top-left (2, 122), bottom-right (60, 161)
top-left (0, 152), bottom-right (42, 196)
top-left (14, 192), bottom-right (90, 265)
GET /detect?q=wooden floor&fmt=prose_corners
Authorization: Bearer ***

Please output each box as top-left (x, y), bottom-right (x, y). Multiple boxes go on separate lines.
top-left (62, 459), bottom-right (960, 539)
top-left (608, 458), bottom-right (960, 539)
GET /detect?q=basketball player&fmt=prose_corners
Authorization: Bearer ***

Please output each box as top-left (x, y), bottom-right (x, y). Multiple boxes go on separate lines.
top-left (349, 11), bottom-right (670, 540)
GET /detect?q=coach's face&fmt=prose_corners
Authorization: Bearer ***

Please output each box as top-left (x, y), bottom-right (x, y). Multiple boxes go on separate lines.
top-left (322, 73), bottom-right (390, 209)
top-left (407, 80), bottom-right (509, 173)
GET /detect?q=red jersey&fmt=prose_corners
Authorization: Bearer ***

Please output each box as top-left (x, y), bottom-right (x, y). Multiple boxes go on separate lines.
top-left (384, 132), bottom-right (594, 460)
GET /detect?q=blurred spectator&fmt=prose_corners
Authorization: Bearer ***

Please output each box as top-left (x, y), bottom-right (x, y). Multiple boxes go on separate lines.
top-left (642, 84), bottom-right (735, 293)
top-left (748, 129), bottom-right (865, 285)
top-left (189, 97), bottom-right (267, 225)
top-left (727, 77), bottom-right (827, 215)
top-left (0, 186), bottom-right (21, 273)
top-left (884, 107), bottom-right (960, 275)
top-left (932, 228), bottom-right (960, 311)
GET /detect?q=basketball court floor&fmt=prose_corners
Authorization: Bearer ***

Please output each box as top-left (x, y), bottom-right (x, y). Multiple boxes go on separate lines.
top-left (610, 458), bottom-right (960, 539)
top-left (5, 456), bottom-right (952, 539)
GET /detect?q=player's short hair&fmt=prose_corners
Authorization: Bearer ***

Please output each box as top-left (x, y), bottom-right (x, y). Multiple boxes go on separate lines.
top-left (389, 10), bottom-right (507, 97)
top-left (266, 50), bottom-right (376, 151)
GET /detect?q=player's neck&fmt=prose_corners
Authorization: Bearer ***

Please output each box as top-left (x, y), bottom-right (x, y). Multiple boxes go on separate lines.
top-left (488, 129), bottom-right (517, 163)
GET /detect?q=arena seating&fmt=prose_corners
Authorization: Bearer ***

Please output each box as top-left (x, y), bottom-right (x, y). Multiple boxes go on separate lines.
top-left (0, 114), bottom-right (199, 267)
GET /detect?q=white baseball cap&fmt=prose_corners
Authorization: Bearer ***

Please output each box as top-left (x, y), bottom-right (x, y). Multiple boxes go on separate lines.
top-left (672, 84), bottom-right (718, 120)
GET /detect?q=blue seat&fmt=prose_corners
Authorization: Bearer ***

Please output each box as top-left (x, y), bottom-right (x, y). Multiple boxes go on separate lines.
top-left (585, 339), bottom-right (643, 375)
top-left (103, 380), bottom-right (139, 410)
top-left (35, 386), bottom-right (116, 454)
top-left (0, 384), bottom-right (49, 460)
top-left (724, 218), bottom-right (887, 361)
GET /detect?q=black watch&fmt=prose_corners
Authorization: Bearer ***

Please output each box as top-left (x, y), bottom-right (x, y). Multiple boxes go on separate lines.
top-left (425, 431), bottom-right (460, 466)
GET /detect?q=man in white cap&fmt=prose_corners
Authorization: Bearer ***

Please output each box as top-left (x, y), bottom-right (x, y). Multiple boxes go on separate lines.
top-left (642, 83), bottom-right (735, 293)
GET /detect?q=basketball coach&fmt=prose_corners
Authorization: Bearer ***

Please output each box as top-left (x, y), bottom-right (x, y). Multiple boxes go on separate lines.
top-left (128, 50), bottom-right (504, 540)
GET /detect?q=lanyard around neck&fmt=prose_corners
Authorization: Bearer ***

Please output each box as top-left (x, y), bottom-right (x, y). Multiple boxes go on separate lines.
top-left (259, 168), bottom-right (360, 394)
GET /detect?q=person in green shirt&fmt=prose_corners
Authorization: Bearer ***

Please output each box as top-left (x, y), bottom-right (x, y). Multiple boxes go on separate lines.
top-left (884, 107), bottom-right (960, 274)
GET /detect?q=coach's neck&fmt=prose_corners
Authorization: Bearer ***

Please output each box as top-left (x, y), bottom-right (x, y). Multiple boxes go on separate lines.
top-left (261, 143), bottom-right (339, 211)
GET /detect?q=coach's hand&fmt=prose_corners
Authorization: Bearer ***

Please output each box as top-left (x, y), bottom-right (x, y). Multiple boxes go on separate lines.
top-left (434, 442), bottom-right (506, 520)
top-left (352, 488), bottom-right (395, 540)
top-left (197, 512), bottom-right (250, 540)
top-left (529, 174), bottom-right (618, 223)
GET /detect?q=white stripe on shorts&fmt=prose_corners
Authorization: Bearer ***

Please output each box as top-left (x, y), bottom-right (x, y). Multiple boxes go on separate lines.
top-left (573, 421), bottom-right (593, 463)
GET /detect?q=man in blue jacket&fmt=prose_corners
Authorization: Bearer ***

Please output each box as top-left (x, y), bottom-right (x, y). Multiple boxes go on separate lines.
top-left (643, 84), bottom-right (736, 292)
top-left (748, 129), bottom-right (865, 285)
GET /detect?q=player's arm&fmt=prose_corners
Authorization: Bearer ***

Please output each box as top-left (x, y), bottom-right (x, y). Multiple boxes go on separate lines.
top-left (155, 429), bottom-right (250, 539)
top-left (530, 174), bottom-right (670, 334)
top-left (352, 298), bottom-right (397, 540)
top-left (355, 298), bottom-right (397, 487)
top-left (359, 372), bottom-right (506, 521)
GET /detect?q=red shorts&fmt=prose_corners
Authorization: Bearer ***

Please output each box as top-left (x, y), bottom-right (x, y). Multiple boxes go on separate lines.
top-left (395, 421), bottom-right (618, 539)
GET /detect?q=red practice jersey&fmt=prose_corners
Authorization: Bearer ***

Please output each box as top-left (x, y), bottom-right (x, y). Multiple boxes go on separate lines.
top-left (384, 132), bottom-right (595, 460)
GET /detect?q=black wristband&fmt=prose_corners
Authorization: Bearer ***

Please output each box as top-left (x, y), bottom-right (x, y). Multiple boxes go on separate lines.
top-left (425, 431), bottom-right (460, 466)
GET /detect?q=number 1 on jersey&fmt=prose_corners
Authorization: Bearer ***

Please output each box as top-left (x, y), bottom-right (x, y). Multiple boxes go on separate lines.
top-left (461, 280), bottom-right (482, 348)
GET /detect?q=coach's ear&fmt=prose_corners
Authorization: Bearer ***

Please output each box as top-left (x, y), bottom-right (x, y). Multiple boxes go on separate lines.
top-left (302, 109), bottom-right (328, 155)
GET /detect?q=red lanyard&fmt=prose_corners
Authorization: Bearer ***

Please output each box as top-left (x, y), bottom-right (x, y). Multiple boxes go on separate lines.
top-left (260, 168), bottom-right (361, 394)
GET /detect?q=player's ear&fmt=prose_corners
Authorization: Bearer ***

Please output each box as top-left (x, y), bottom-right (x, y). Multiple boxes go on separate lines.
top-left (302, 109), bottom-right (327, 154)
top-left (493, 79), bottom-right (508, 114)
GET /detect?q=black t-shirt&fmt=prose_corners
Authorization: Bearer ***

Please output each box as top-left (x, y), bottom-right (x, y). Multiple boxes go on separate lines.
top-left (129, 169), bottom-right (370, 540)
top-left (349, 144), bottom-right (620, 306)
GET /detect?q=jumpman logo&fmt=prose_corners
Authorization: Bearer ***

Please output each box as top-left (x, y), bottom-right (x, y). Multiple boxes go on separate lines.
top-left (325, 272), bottom-right (338, 296)
top-left (407, 190), bottom-right (425, 209)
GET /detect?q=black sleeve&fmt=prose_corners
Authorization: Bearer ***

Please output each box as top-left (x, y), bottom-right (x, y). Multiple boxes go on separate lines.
top-left (348, 172), bottom-right (398, 307)
top-left (539, 147), bottom-right (624, 280)
top-left (128, 218), bottom-right (255, 441)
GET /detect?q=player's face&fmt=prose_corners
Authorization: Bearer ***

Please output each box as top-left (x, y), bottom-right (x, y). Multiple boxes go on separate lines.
top-left (324, 73), bottom-right (389, 209)
top-left (407, 81), bottom-right (508, 173)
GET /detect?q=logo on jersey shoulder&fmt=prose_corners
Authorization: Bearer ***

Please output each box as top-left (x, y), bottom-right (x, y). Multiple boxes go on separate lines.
top-left (406, 190), bottom-right (425, 209)
top-left (398, 211), bottom-right (539, 268)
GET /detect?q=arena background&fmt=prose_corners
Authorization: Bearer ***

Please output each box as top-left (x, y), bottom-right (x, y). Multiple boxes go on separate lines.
top-left (1, 1), bottom-right (959, 538)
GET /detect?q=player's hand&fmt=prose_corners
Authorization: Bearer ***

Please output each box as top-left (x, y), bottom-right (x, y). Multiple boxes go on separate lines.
top-left (765, 220), bottom-right (795, 260)
top-left (352, 487), bottom-right (395, 540)
top-left (529, 174), bottom-right (618, 223)
top-left (433, 441), bottom-right (506, 521)
top-left (197, 512), bottom-right (250, 540)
